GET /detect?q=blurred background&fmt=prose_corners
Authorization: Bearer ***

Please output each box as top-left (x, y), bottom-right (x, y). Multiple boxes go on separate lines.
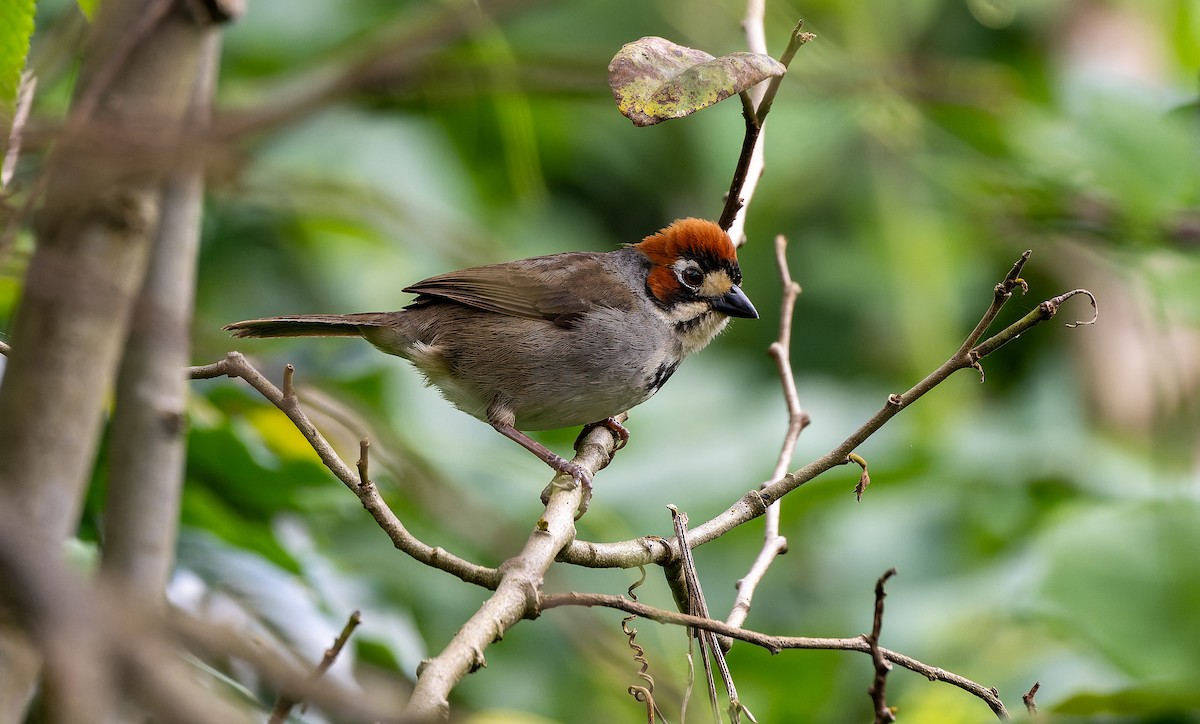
top-left (6, 0), bottom-right (1199, 721)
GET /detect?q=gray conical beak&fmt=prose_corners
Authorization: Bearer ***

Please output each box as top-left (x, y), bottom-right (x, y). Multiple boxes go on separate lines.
top-left (712, 284), bottom-right (758, 319)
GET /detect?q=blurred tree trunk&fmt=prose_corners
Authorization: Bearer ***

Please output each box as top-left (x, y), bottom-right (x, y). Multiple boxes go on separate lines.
top-left (100, 30), bottom-right (220, 607)
top-left (0, 1), bottom-right (223, 718)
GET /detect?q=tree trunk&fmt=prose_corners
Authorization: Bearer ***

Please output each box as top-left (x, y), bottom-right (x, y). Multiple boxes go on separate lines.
top-left (0, 1), bottom-right (222, 717)
top-left (100, 29), bottom-right (220, 606)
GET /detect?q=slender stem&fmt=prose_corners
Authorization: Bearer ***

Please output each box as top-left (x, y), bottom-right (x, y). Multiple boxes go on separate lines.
top-left (403, 419), bottom-right (623, 719)
top-left (268, 609), bottom-right (363, 724)
top-left (866, 568), bottom-right (898, 723)
top-left (541, 591), bottom-right (1010, 720)
top-left (754, 21), bottom-right (815, 127)
top-left (726, 234), bottom-right (804, 630)
top-left (1023, 681), bottom-right (1041, 715)
top-left (717, 18), bottom-right (815, 238)
top-left (558, 254), bottom-right (1096, 568)
top-left (188, 353), bottom-right (501, 588)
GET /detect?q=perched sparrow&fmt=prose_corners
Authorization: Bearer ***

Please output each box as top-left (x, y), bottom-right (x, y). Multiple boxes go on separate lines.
top-left (226, 218), bottom-right (757, 492)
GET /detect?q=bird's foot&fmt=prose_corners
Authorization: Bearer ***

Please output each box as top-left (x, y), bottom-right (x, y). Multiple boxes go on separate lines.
top-left (575, 416), bottom-right (630, 453)
top-left (539, 457), bottom-right (593, 517)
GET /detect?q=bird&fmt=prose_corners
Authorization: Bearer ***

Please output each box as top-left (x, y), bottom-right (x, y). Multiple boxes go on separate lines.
top-left (226, 218), bottom-right (757, 495)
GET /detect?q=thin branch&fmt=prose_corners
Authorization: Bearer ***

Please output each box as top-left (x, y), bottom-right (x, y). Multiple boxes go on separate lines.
top-left (0, 340), bottom-right (10, 356)
top-left (268, 609), bottom-right (363, 724)
top-left (356, 438), bottom-right (371, 485)
top-left (540, 592), bottom-right (1010, 720)
top-left (741, 0), bottom-right (768, 61)
top-left (717, 19), bottom-right (815, 236)
top-left (558, 253), bottom-right (1096, 569)
top-left (402, 418), bottom-right (625, 719)
top-left (752, 23), bottom-right (815, 133)
top-left (0, 509), bottom-right (393, 723)
top-left (751, 261), bottom-right (1095, 506)
top-left (972, 289), bottom-right (1097, 359)
top-left (718, 106), bottom-right (757, 233)
top-left (726, 235), bottom-right (804, 632)
top-left (955, 251), bottom-right (1031, 357)
top-left (1023, 681), bottom-right (1040, 715)
top-left (188, 352), bottom-right (500, 588)
top-left (1, 72), bottom-right (36, 190)
top-left (670, 507), bottom-right (756, 721)
top-left (866, 569), bottom-right (898, 724)
top-left (668, 507), bottom-right (722, 722)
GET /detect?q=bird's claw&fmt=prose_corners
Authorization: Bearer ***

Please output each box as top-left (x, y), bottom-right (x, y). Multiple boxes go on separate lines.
top-left (539, 460), bottom-right (592, 517)
top-left (575, 416), bottom-right (630, 452)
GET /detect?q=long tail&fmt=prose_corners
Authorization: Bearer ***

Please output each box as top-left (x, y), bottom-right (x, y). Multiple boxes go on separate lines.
top-left (224, 312), bottom-right (394, 339)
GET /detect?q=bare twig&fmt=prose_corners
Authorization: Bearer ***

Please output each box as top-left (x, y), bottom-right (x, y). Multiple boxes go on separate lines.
top-left (558, 252), bottom-right (1096, 569)
top-left (1023, 681), bottom-right (1040, 715)
top-left (726, 235), bottom-right (804, 632)
top-left (668, 507), bottom-right (759, 723)
top-left (540, 592), bottom-right (1010, 719)
top-left (971, 289), bottom-right (1097, 359)
top-left (0, 509), bottom-right (394, 723)
top-left (956, 251), bottom-right (1031, 357)
top-left (356, 438), bottom-right (371, 484)
top-left (668, 507), bottom-right (721, 721)
top-left (751, 23), bottom-right (815, 136)
top-left (402, 417), bottom-right (625, 719)
top-left (268, 609), bottom-right (364, 724)
top-left (188, 352), bottom-right (501, 588)
top-left (722, 0), bottom-right (769, 247)
top-left (0, 340), bottom-right (10, 356)
top-left (195, 363), bottom-right (625, 719)
top-left (1, 71), bottom-right (36, 190)
top-left (865, 569), bottom-right (898, 724)
top-left (282, 362), bottom-right (295, 399)
top-left (718, 20), bottom-right (815, 237)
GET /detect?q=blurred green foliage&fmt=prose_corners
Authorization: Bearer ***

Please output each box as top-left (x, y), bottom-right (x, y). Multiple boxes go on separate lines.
top-left (9, 0), bottom-right (1200, 721)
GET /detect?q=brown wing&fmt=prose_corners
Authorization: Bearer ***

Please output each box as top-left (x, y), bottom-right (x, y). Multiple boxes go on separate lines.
top-left (403, 252), bottom-right (631, 326)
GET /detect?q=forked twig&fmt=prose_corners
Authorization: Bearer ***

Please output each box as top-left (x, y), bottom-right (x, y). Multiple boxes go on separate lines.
top-left (559, 251), bottom-right (1097, 568)
top-left (718, 20), bottom-right (816, 236)
top-left (667, 507), bottom-right (758, 723)
top-left (541, 591), bottom-right (1010, 719)
top-left (865, 569), bottom-right (898, 723)
top-left (1023, 681), bottom-right (1040, 715)
top-left (726, 235), bottom-right (805, 632)
top-left (267, 609), bottom-right (364, 724)
top-left (188, 353), bottom-right (500, 588)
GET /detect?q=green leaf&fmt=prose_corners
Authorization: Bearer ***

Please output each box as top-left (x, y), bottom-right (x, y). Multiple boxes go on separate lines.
top-left (77, 0), bottom-right (99, 21)
top-left (608, 36), bottom-right (786, 127)
top-left (0, 0), bottom-right (35, 126)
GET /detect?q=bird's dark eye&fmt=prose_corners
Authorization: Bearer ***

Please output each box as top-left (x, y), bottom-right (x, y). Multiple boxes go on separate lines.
top-left (681, 267), bottom-right (704, 287)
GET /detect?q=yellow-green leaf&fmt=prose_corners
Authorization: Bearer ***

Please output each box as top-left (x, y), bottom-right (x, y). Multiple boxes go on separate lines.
top-left (77, 0), bottom-right (99, 21)
top-left (608, 36), bottom-right (786, 127)
top-left (0, 0), bottom-right (35, 124)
